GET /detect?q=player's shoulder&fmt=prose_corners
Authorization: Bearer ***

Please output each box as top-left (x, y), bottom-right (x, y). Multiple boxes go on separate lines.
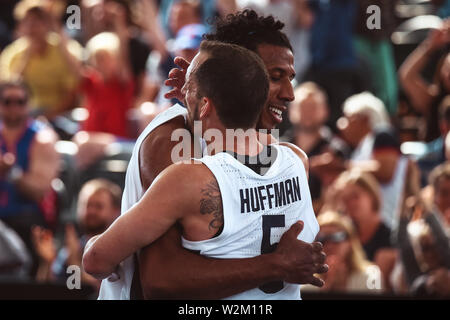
top-left (156, 160), bottom-right (215, 196)
top-left (166, 159), bottom-right (212, 178)
top-left (145, 115), bottom-right (186, 141)
top-left (140, 115), bottom-right (187, 152)
top-left (278, 142), bottom-right (309, 172)
top-left (278, 142), bottom-right (308, 161)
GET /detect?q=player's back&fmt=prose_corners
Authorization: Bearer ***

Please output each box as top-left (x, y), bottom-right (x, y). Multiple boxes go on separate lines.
top-left (182, 144), bottom-right (319, 300)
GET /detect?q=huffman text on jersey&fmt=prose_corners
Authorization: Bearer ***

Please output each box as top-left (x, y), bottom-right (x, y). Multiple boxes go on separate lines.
top-left (239, 176), bottom-right (301, 213)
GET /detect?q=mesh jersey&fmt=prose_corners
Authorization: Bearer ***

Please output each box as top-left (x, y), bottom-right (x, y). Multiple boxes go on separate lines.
top-left (98, 104), bottom-right (187, 300)
top-left (182, 145), bottom-right (319, 300)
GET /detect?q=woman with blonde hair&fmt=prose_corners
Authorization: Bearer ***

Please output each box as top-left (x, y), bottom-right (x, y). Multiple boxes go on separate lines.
top-left (330, 169), bottom-right (393, 261)
top-left (326, 169), bottom-right (399, 292)
top-left (306, 210), bottom-right (383, 293)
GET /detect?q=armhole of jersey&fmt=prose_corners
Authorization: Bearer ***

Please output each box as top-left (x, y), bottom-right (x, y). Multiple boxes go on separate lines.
top-left (278, 143), bottom-right (308, 173)
top-left (276, 145), bottom-right (318, 237)
top-left (185, 158), bottom-right (229, 244)
top-left (135, 109), bottom-right (187, 190)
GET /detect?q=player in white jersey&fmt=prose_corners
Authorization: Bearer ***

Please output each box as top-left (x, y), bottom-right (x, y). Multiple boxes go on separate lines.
top-left (182, 144), bottom-right (319, 299)
top-left (96, 10), bottom-right (327, 300)
top-left (96, 103), bottom-right (189, 299)
top-left (84, 41), bottom-right (325, 299)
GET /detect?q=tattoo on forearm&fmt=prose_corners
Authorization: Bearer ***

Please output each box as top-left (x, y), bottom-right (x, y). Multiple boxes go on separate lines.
top-left (200, 180), bottom-right (223, 232)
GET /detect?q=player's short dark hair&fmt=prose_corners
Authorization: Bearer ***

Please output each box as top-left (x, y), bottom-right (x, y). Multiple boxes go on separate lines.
top-left (204, 9), bottom-right (293, 53)
top-left (194, 41), bottom-right (269, 129)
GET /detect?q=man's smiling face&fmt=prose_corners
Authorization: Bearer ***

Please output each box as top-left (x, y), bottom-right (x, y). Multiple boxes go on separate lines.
top-left (256, 44), bottom-right (295, 130)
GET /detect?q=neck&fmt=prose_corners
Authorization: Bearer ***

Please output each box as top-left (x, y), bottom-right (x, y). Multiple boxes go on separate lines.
top-left (206, 127), bottom-right (263, 157)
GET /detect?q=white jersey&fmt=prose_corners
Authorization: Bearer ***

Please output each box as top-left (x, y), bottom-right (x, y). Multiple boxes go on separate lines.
top-left (98, 104), bottom-right (188, 300)
top-left (182, 145), bottom-right (319, 300)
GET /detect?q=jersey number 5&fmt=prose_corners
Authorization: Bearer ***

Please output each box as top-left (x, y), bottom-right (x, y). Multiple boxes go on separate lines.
top-left (259, 214), bottom-right (285, 294)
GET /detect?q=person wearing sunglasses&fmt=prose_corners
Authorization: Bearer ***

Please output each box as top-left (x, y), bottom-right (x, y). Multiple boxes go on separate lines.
top-left (303, 211), bottom-right (383, 293)
top-left (0, 80), bottom-right (59, 277)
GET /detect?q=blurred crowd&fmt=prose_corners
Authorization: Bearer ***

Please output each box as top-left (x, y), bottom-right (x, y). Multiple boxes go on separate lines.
top-left (0, 0), bottom-right (449, 299)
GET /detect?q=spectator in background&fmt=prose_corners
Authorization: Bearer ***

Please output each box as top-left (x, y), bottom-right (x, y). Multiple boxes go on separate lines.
top-left (304, 211), bottom-right (383, 293)
top-left (286, 82), bottom-right (341, 157)
top-left (131, 0), bottom-right (173, 105)
top-left (332, 169), bottom-right (393, 263)
top-left (399, 20), bottom-right (450, 142)
top-left (81, 0), bottom-right (153, 81)
top-left (338, 91), bottom-right (390, 162)
top-left (172, 23), bottom-right (206, 64)
top-left (369, 127), bottom-right (421, 229)
top-left (326, 92), bottom-right (419, 290)
top-left (0, 0), bottom-right (82, 121)
top-left (303, 0), bottom-right (370, 131)
top-left (81, 0), bottom-right (156, 134)
top-left (0, 220), bottom-right (31, 278)
top-left (330, 169), bottom-right (398, 291)
top-left (285, 82), bottom-right (349, 197)
top-left (79, 31), bottom-right (134, 138)
top-left (238, 0), bottom-right (313, 82)
top-left (65, 29), bottom-right (134, 169)
top-left (338, 92), bottom-right (421, 228)
top-left (158, 0), bottom-right (237, 37)
top-left (146, 22), bottom-right (206, 114)
top-left (140, 0), bottom-right (207, 117)
top-left (32, 178), bottom-right (121, 291)
top-left (0, 80), bottom-right (60, 276)
top-left (407, 219), bottom-right (450, 297)
top-left (354, 0), bottom-right (399, 116)
top-left (290, 0), bottom-right (314, 82)
top-left (157, 0), bottom-right (205, 79)
top-left (104, 0), bottom-right (153, 96)
top-left (417, 95), bottom-right (450, 186)
top-left (168, 0), bottom-right (203, 37)
top-left (427, 162), bottom-right (450, 225)
top-left (106, 0), bottom-right (151, 83)
top-left (394, 195), bottom-right (450, 298)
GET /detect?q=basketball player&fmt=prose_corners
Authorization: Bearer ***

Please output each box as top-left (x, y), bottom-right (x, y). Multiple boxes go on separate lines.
top-left (95, 10), bottom-right (327, 300)
top-left (83, 41), bottom-right (323, 300)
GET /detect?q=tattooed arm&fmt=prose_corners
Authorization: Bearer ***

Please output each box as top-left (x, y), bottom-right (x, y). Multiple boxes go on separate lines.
top-left (82, 161), bottom-right (211, 279)
top-left (199, 181), bottom-right (224, 237)
top-left (83, 160), bottom-right (327, 295)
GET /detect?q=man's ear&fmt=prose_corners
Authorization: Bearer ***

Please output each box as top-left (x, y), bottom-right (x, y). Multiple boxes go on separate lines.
top-left (199, 97), bottom-right (212, 119)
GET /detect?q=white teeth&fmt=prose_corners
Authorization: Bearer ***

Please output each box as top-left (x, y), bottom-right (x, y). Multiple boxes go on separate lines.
top-left (269, 106), bottom-right (282, 117)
